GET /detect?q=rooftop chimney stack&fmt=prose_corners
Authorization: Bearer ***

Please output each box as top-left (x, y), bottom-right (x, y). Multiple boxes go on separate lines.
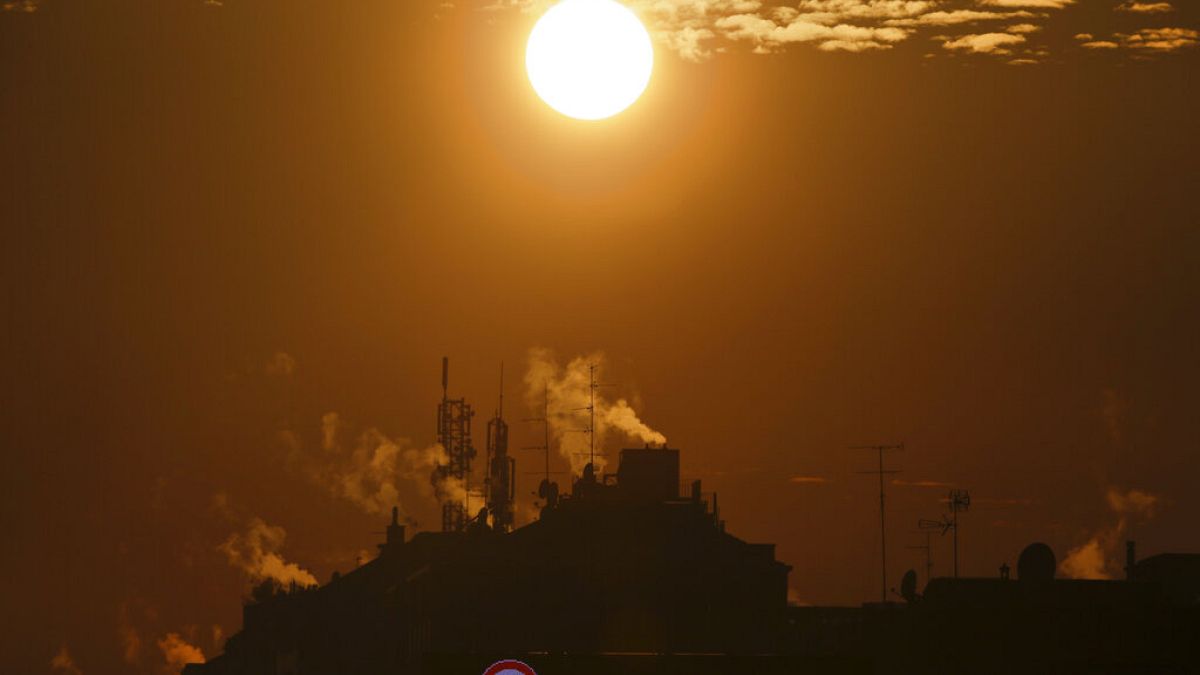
top-left (1125, 540), bottom-right (1136, 581)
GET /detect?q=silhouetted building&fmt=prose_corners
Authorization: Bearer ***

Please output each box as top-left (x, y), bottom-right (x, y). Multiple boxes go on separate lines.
top-left (188, 446), bottom-right (793, 675)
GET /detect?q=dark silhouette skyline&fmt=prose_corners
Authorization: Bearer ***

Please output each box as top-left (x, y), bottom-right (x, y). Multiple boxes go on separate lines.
top-left (3, 1), bottom-right (1198, 673)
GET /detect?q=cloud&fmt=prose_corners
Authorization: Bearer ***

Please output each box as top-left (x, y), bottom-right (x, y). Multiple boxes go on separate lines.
top-left (524, 348), bottom-right (666, 475)
top-left (218, 516), bottom-right (318, 587)
top-left (1077, 26), bottom-right (1197, 53)
top-left (892, 478), bottom-right (953, 487)
top-left (1117, 27), bottom-right (1199, 52)
top-left (943, 32), bottom-right (1026, 53)
top-left (885, 9), bottom-right (1035, 27)
top-left (1007, 23), bottom-right (1042, 34)
top-left (980, 0), bottom-right (1073, 7)
top-left (716, 13), bottom-right (909, 52)
top-left (480, 0), bottom-right (1168, 62)
top-left (50, 646), bottom-right (83, 675)
top-left (790, 475), bottom-right (830, 484)
top-left (1116, 1), bottom-right (1173, 13)
top-left (157, 633), bottom-right (205, 674)
top-left (1061, 487), bottom-right (1160, 580)
top-left (2, 0), bottom-right (39, 12)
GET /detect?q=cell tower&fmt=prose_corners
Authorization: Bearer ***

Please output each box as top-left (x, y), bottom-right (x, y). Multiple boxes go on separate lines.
top-left (433, 357), bottom-right (476, 533)
top-left (484, 363), bottom-right (515, 532)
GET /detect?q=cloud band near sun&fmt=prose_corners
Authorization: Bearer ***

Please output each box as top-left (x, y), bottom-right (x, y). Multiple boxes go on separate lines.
top-left (480, 0), bottom-right (1197, 63)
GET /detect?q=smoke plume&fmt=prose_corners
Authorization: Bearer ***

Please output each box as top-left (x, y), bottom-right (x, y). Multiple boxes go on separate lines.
top-left (316, 413), bottom-right (461, 516)
top-left (118, 605), bottom-right (142, 665)
top-left (218, 516), bottom-right (318, 587)
top-left (50, 645), bottom-right (83, 675)
top-left (1060, 487), bottom-right (1159, 579)
top-left (157, 633), bottom-right (205, 674)
top-left (524, 348), bottom-right (666, 475)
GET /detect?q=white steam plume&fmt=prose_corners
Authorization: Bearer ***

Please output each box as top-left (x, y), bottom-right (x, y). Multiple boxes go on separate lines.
top-left (524, 348), bottom-right (666, 475)
top-left (157, 633), bottom-right (205, 674)
top-left (218, 516), bottom-right (318, 587)
top-left (316, 414), bottom-right (466, 517)
top-left (1060, 487), bottom-right (1159, 579)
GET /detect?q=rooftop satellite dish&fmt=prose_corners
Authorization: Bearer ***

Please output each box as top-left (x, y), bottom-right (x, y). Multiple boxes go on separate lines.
top-left (1018, 542), bottom-right (1056, 582)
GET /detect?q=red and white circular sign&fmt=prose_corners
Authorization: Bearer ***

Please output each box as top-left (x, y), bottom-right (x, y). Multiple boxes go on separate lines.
top-left (482, 660), bottom-right (537, 675)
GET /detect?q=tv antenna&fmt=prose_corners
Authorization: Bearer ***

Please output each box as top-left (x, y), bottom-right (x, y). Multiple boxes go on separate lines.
top-left (567, 364), bottom-right (614, 471)
top-left (908, 529), bottom-right (934, 585)
top-left (522, 382), bottom-right (553, 485)
top-left (918, 488), bottom-right (970, 577)
top-left (851, 442), bottom-right (904, 604)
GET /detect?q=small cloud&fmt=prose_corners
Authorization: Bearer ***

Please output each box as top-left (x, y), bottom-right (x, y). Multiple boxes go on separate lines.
top-left (1074, 33), bottom-right (1094, 40)
top-left (980, 0), bottom-right (1074, 8)
top-left (943, 32), bottom-right (1027, 54)
top-left (1007, 23), bottom-right (1042, 34)
top-left (790, 475), bottom-right (829, 485)
top-left (974, 496), bottom-right (1035, 507)
top-left (1116, 1), bottom-right (1173, 13)
top-left (1081, 40), bottom-right (1120, 49)
top-left (886, 10), bottom-right (1035, 27)
top-left (2, 0), bottom-right (40, 12)
top-left (892, 478), bottom-right (953, 488)
top-left (1117, 26), bottom-right (1199, 52)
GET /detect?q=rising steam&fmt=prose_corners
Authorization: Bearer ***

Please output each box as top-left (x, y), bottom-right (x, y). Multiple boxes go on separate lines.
top-left (524, 348), bottom-right (666, 475)
top-left (218, 515), bottom-right (318, 587)
top-left (157, 633), bottom-right (205, 673)
top-left (316, 413), bottom-right (466, 516)
top-left (1060, 487), bottom-right (1159, 579)
top-left (49, 645), bottom-right (83, 675)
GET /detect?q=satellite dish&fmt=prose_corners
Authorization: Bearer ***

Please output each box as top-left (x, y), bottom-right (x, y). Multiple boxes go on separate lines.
top-left (900, 569), bottom-right (919, 603)
top-left (1017, 542), bottom-right (1056, 582)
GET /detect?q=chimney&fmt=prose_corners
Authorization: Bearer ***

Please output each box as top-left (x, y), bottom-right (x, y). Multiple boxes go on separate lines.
top-left (383, 506), bottom-right (406, 554)
top-left (1125, 540), bottom-right (1136, 581)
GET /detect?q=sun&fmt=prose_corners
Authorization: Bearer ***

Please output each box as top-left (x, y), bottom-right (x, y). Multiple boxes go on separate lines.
top-left (525, 0), bottom-right (654, 121)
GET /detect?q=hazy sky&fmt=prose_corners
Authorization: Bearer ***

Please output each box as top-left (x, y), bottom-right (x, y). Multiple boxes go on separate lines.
top-left (2, 1), bottom-right (1198, 673)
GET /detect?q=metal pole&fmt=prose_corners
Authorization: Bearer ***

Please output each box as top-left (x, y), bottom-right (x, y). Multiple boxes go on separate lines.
top-left (878, 447), bottom-right (887, 604)
top-left (950, 502), bottom-right (960, 576)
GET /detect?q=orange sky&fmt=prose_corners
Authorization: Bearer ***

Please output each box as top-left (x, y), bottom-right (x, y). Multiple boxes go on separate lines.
top-left (2, 1), bottom-right (1199, 673)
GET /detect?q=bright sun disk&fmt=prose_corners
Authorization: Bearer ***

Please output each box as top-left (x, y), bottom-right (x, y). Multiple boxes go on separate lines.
top-left (525, 0), bottom-right (654, 121)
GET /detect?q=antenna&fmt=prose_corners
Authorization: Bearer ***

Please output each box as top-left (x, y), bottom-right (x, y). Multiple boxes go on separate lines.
top-left (948, 489), bottom-right (970, 577)
top-left (522, 383), bottom-right (553, 486)
top-left (497, 362), bottom-right (504, 419)
top-left (919, 489), bottom-right (970, 578)
top-left (434, 357), bottom-right (476, 533)
top-left (589, 363), bottom-right (596, 468)
top-left (908, 528), bottom-right (934, 585)
top-left (851, 442), bottom-right (904, 604)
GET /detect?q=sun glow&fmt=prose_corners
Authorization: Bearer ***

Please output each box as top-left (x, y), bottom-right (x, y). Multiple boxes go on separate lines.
top-left (525, 0), bottom-right (654, 121)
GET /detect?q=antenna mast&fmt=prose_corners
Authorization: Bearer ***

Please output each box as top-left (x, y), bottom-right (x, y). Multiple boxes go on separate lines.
top-left (434, 357), bottom-right (476, 533)
top-left (588, 363), bottom-right (597, 468)
top-left (948, 489), bottom-right (971, 577)
top-left (485, 361), bottom-right (514, 532)
top-left (852, 442), bottom-right (904, 604)
top-left (908, 529), bottom-right (934, 586)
